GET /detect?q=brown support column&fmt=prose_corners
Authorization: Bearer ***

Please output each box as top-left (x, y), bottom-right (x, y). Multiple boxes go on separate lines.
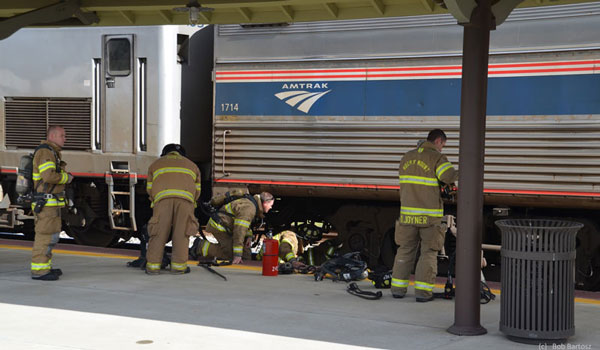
top-left (447, 0), bottom-right (493, 336)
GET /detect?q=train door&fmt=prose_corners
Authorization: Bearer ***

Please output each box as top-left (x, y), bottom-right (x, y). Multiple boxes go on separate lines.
top-left (102, 34), bottom-right (135, 153)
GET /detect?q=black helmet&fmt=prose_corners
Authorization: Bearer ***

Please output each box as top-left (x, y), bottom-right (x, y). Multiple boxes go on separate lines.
top-left (368, 266), bottom-right (392, 289)
top-left (161, 143), bottom-right (186, 157)
top-left (295, 222), bottom-right (324, 243)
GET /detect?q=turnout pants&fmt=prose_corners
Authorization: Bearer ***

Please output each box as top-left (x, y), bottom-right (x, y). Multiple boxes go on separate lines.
top-left (146, 198), bottom-right (198, 273)
top-left (391, 220), bottom-right (446, 299)
top-left (197, 227), bottom-right (252, 261)
top-left (31, 206), bottom-right (62, 276)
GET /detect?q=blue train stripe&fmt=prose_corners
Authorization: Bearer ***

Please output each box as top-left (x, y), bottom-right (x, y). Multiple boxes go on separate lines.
top-left (215, 74), bottom-right (600, 116)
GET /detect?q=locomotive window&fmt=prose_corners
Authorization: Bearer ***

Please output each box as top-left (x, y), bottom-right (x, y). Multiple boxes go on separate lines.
top-left (106, 38), bottom-right (131, 76)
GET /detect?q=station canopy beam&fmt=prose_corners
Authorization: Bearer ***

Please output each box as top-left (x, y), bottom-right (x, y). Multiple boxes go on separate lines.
top-left (0, 0), bottom-right (598, 36)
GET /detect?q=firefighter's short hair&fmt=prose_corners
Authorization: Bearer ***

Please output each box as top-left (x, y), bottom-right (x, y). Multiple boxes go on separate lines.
top-left (259, 192), bottom-right (274, 203)
top-left (427, 129), bottom-right (447, 143)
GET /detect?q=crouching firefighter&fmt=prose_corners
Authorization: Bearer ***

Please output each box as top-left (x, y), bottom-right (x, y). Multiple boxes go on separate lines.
top-left (145, 144), bottom-right (201, 275)
top-left (31, 126), bottom-right (73, 281)
top-left (191, 191), bottom-right (274, 265)
top-left (257, 230), bottom-right (307, 273)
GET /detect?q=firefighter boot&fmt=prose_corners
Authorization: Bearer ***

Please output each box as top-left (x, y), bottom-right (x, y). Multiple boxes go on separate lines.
top-left (189, 237), bottom-right (203, 260)
top-left (32, 270), bottom-right (60, 281)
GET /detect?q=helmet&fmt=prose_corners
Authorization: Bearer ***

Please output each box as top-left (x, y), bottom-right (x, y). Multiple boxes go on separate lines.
top-left (161, 143), bottom-right (186, 157)
top-left (368, 267), bottom-right (392, 289)
top-left (295, 222), bottom-right (324, 243)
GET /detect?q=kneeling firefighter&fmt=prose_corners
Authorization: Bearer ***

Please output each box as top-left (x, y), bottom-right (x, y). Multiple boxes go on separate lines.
top-left (191, 191), bottom-right (275, 264)
top-left (145, 144), bottom-right (201, 275)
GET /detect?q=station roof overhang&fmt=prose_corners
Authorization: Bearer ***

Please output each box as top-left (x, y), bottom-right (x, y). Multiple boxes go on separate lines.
top-left (1, 0), bottom-right (599, 37)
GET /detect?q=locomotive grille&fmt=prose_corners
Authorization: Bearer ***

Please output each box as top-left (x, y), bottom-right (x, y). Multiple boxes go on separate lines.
top-left (4, 97), bottom-right (91, 150)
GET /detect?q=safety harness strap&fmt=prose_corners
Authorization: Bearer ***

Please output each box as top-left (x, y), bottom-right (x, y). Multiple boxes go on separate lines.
top-left (346, 282), bottom-right (382, 300)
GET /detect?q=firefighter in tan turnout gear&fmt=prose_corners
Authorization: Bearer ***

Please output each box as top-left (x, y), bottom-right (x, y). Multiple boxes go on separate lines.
top-left (391, 129), bottom-right (458, 302)
top-left (145, 144), bottom-right (201, 275)
top-left (31, 126), bottom-right (73, 281)
top-left (192, 192), bottom-right (274, 265)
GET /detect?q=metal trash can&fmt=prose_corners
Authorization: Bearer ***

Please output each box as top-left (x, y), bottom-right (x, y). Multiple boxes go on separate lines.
top-left (495, 219), bottom-right (583, 344)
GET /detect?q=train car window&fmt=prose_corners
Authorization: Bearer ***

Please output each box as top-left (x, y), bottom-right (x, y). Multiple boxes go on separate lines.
top-left (106, 38), bottom-right (131, 76)
top-left (177, 34), bottom-right (190, 64)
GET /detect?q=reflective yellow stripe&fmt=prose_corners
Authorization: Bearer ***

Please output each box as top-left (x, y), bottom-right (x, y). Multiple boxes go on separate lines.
top-left (208, 218), bottom-right (227, 232)
top-left (284, 252), bottom-right (295, 261)
top-left (436, 162), bottom-right (453, 179)
top-left (146, 263), bottom-right (161, 270)
top-left (146, 182), bottom-right (153, 190)
top-left (202, 241), bottom-right (210, 257)
top-left (224, 203), bottom-right (234, 215)
top-left (414, 281), bottom-right (434, 291)
top-left (281, 238), bottom-right (293, 247)
top-left (233, 246), bottom-right (243, 254)
top-left (307, 249), bottom-right (314, 265)
top-left (32, 173), bottom-right (41, 181)
top-left (153, 189), bottom-right (194, 204)
top-left (171, 262), bottom-right (187, 270)
top-left (152, 167), bottom-right (196, 181)
top-left (400, 206), bottom-right (443, 217)
top-left (58, 172), bottom-right (68, 185)
top-left (195, 183), bottom-right (201, 191)
top-left (326, 246), bottom-right (335, 258)
top-left (31, 197), bottom-right (66, 210)
top-left (398, 175), bottom-right (438, 187)
top-left (38, 161), bottom-right (56, 173)
top-left (31, 262), bottom-right (51, 271)
top-left (234, 219), bottom-right (250, 228)
top-left (391, 278), bottom-right (409, 288)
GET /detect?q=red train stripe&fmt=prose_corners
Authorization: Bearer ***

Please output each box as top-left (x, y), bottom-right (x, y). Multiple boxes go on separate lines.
top-left (215, 179), bottom-right (600, 197)
top-left (215, 178), bottom-right (400, 190)
top-left (215, 60), bottom-right (600, 79)
top-left (216, 67), bottom-right (595, 81)
top-left (216, 68), bottom-right (367, 75)
top-left (216, 74), bottom-right (368, 80)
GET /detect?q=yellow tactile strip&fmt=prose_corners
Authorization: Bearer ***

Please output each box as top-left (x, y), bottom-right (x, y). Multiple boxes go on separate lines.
top-left (2, 243), bottom-right (599, 304)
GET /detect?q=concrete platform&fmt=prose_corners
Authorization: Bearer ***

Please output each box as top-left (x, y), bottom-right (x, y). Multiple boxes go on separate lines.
top-left (1, 240), bottom-right (599, 350)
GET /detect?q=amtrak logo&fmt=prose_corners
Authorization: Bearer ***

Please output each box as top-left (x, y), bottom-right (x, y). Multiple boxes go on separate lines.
top-left (275, 83), bottom-right (331, 113)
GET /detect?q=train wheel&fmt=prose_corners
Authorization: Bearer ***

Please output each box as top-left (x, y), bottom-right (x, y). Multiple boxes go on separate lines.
top-left (68, 219), bottom-right (118, 247)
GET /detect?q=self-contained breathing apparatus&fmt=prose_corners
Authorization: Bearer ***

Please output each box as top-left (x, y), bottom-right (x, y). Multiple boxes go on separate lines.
top-left (200, 188), bottom-right (261, 234)
top-left (314, 251), bottom-right (368, 282)
top-left (16, 144), bottom-right (70, 213)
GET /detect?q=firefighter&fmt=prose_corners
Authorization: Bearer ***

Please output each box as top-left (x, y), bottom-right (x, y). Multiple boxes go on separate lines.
top-left (145, 144), bottom-right (201, 275)
top-left (31, 125), bottom-right (73, 281)
top-left (257, 230), bottom-right (305, 269)
top-left (192, 192), bottom-right (274, 264)
top-left (391, 129), bottom-right (458, 302)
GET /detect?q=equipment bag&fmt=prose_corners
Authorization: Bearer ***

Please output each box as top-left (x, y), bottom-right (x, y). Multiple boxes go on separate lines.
top-left (314, 252), bottom-right (368, 282)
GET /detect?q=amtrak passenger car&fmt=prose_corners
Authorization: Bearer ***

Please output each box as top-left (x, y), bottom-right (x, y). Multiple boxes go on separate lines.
top-left (211, 3), bottom-right (600, 289)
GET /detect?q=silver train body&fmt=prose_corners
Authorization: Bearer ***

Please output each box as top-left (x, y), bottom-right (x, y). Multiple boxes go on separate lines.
top-left (0, 25), bottom-right (213, 245)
